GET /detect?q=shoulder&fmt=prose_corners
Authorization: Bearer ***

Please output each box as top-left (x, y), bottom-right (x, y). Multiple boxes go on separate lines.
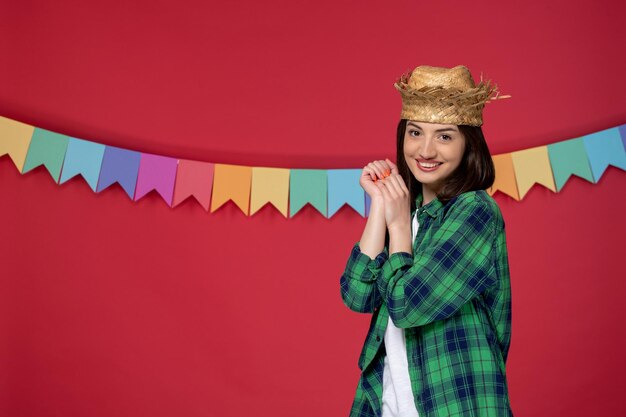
top-left (442, 190), bottom-right (503, 228)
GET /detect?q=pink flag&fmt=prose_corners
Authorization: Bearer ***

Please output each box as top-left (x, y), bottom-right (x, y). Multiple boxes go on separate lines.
top-left (172, 159), bottom-right (215, 210)
top-left (134, 153), bottom-right (178, 206)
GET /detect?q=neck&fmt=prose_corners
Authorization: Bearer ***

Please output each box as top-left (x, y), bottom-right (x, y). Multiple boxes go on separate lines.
top-left (421, 184), bottom-right (438, 206)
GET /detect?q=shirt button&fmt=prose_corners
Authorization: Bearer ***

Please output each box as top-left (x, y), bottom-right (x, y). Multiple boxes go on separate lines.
top-left (376, 336), bottom-right (381, 342)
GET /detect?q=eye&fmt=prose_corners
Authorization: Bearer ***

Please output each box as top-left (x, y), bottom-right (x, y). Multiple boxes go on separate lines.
top-left (440, 134), bottom-right (452, 141)
top-left (408, 130), bottom-right (420, 137)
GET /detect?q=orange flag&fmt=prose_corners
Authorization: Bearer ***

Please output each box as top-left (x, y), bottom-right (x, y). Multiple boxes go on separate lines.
top-left (487, 154), bottom-right (520, 200)
top-left (210, 163), bottom-right (252, 215)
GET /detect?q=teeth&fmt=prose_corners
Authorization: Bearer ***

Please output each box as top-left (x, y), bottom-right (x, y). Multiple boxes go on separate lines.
top-left (419, 162), bottom-right (442, 168)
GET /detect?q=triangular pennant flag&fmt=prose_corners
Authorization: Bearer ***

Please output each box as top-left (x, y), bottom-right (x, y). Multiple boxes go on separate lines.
top-left (96, 146), bottom-right (141, 199)
top-left (0, 116), bottom-right (34, 172)
top-left (250, 167), bottom-right (290, 217)
top-left (59, 138), bottom-right (106, 191)
top-left (289, 169), bottom-right (327, 217)
top-left (134, 153), bottom-right (178, 206)
top-left (365, 193), bottom-right (371, 218)
top-left (510, 146), bottom-right (556, 200)
top-left (619, 124), bottom-right (626, 151)
top-left (487, 154), bottom-right (519, 200)
top-left (582, 127), bottom-right (626, 182)
top-left (546, 137), bottom-right (594, 192)
top-left (22, 128), bottom-right (70, 182)
top-left (172, 159), bottom-right (214, 210)
top-left (327, 169), bottom-right (364, 218)
top-left (210, 164), bottom-right (252, 215)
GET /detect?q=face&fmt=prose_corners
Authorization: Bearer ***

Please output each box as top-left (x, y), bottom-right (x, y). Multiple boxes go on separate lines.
top-left (403, 121), bottom-right (466, 194)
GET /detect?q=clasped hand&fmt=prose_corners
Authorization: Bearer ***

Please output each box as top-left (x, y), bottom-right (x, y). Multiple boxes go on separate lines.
top-left (360, 158), bottom-right (411, 231)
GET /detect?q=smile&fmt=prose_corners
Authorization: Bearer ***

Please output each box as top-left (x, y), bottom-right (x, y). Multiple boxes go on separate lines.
top-left (416, 160), bottom-right (443, 172)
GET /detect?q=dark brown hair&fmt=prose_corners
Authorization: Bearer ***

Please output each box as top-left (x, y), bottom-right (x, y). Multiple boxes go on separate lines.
top-left (396, 118), bottom-right (496, 214)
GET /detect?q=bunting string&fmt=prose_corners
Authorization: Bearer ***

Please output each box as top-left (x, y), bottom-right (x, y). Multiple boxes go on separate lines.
top-left (1, 115), bottom-right (625, 218)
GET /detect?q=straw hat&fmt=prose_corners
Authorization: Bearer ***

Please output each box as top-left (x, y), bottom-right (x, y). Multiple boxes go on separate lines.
top-left (394, 65), bottom-right (511, 126)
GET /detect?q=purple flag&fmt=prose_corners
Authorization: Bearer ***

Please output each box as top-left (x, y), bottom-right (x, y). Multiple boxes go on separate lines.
top-left (96, 146), bottom-right (141, 198)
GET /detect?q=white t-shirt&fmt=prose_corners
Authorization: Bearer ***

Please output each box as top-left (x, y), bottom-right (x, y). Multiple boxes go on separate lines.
top-left (381, 209), bottom-right (420, 417)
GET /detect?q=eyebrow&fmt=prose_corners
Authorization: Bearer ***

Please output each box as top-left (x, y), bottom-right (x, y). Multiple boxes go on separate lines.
top-left (407, 122), bottom-right (458, 133)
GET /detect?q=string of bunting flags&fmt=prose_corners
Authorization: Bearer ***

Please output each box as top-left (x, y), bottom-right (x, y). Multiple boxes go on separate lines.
top-left (1, 115), bottom-right (625, 218)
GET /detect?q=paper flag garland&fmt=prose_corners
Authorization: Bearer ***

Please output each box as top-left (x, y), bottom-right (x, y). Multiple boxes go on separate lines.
top-left (510, 146), bottom-right (556, 200)
top-left (547, 138), bottom-right (593, 192)
top-left (489, 154), bottom-right (518, 200)
top-left (250, 167), bottom-right (290, 217)
top-left (328, 169), bottom-right (365, 218)
top-left (21, 128), bottom-right (69, 182)
top-left (1, 115), bottom-right (625, 218)
top-left (134, 153), bottom-right (178, 206)
top-left (289, 169), bottom-right (327, 217)
top-left (173, 160), bottom-right (214, 210)
top-left (210, 164), bottom-right (251, 215)
top-left (582, 127), bottom-right (626, 182)
top-left (0, 117), bottom-right (33, 172)
top-left (60, 138), bottom-right (105, 191)
top-left (97, 146), bottom-right (141, 198)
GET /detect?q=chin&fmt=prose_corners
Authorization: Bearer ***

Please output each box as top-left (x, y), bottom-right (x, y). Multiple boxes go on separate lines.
top-left (414, 171), bottom-right (446, 182)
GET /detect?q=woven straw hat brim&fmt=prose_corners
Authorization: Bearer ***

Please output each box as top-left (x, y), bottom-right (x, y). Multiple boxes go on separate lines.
top-left (394, 76), bottom-right (511, 126)
top-left (394, 78), bottom-right (509, 108)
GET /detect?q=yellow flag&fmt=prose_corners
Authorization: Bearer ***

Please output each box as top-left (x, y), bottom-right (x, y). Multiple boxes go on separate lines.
top-left (510, 146), bottom-right (556, 199)
top-left (0, 116), bottom-right (35, 172)
top-left (210, 164), bottom-right (252, 215)
top-left (250, 167), bottom-right (290, 217)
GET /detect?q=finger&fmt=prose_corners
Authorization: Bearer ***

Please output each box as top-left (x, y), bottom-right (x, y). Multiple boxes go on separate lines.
top-left (368, 162), bottom-right (385, 180)
top-left (380, 178), bottom-right (400, 203)
top-left (363, 166), bottom-right (377, 182)
top-left (388, 172), bottom-right (407, 189)
top-left (377, 179), bottom-right (390, 199)
top-left (385, 158), bottom-right (399, 174)
top-left (372, 161), bottom-right (388, 179)
top-left (377, 160), bottom-right (392, 177)
top-left (397, 174), bottom-right (410, 194)
top-left (383, 175), bottom-right (403, 198)
top-left (364, 165), bottom-right (383, 182)
top-left (389, 175), bottom-right (411, 202)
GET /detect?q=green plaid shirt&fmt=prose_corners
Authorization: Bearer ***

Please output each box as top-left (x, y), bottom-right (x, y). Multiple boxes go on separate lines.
top-left (340, 190), bottom-right (513, 417)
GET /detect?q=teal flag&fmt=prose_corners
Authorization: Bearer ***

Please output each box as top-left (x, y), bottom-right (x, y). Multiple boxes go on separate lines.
top-left (327, 169), bottom-right (364, 218)
top-left (289, 169), bottom-right (327, 217)
top-left (22, 128), bottom-right (70, 182)
top-left (582, 127), bottom-right (626, 182)
top-left (547, 137), bottom-right (594, 192)
top-left (59, 138), bottom-right (106, 191)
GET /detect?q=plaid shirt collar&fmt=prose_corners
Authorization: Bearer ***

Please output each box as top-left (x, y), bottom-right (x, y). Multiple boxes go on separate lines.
top-left (414, 192), bottom-right (444, 219)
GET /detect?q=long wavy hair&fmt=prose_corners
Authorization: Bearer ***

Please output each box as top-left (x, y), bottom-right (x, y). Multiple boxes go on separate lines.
top-left (396, 118), bottom-right (496, 215)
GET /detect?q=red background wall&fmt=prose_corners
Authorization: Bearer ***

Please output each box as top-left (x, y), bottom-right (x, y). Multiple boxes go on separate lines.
top-left (1, 1), bottom-right (625, 416)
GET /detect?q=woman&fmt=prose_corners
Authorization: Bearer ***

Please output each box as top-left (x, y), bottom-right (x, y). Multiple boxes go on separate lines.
top-left (340, 65), bottom-right (514, 417)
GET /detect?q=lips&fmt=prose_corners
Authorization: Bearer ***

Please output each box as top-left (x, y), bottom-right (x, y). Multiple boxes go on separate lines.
top-left (416, 159), bottom-right (443, 172)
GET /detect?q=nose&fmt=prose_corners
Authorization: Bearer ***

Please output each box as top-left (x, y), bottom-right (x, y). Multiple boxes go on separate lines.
top-left (419, 137), bottom-right (437, 159)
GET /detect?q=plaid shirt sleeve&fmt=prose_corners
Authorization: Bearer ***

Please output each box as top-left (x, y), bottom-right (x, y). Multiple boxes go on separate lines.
top-left (377, 200), bottom-right (498, 328)
top-left (339, 242), bottom-right (388, 313)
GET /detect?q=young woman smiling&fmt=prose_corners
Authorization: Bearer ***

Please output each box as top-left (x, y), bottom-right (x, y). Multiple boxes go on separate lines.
top-left (340, 65), bottom-right (514, 417)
